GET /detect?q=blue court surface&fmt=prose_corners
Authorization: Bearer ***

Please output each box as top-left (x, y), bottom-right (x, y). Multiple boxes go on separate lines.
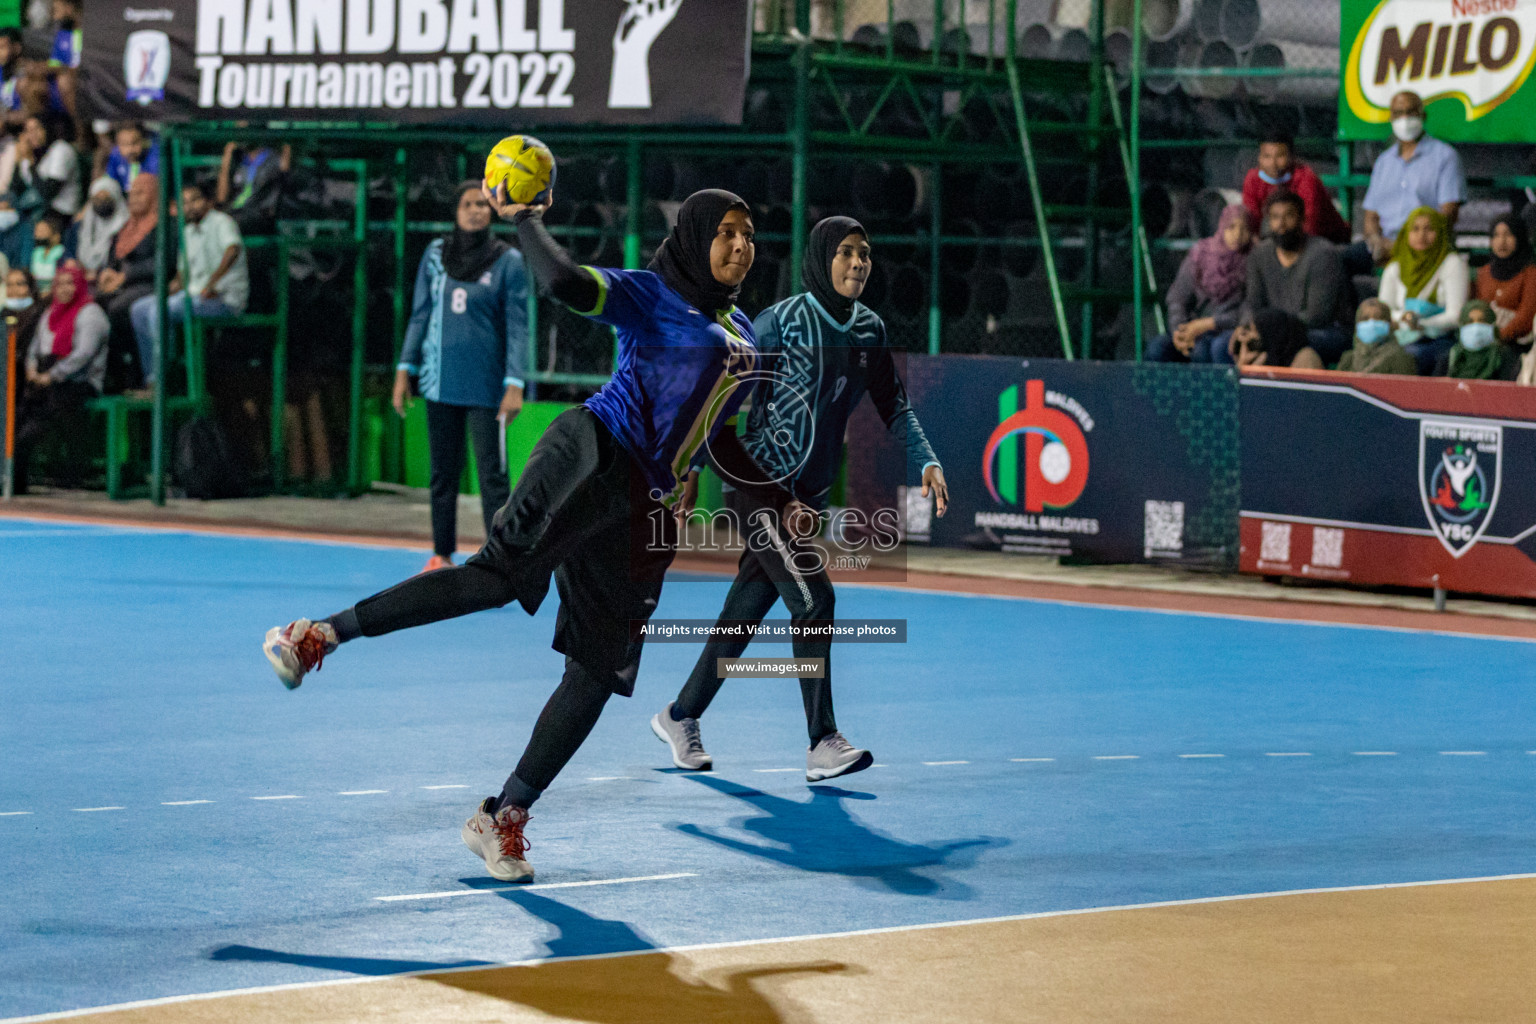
top-left (2, 516), bottom-right (1534, 1020)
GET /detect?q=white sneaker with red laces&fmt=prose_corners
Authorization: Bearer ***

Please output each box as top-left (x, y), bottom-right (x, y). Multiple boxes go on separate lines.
top-left (262, 619), bottom-right (339, 690)
top-left (462, 797), bottom-right (534, 882)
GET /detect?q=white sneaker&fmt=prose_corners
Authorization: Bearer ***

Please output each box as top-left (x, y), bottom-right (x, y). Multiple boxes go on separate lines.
top-left (262, 619), bottom-right (339, 690)
top-left (807, 731), bottom-right (873, 782)
top-left (461, 797), bottom-right (534, 883)
top-left (651, 703), bottom-right (713, 770)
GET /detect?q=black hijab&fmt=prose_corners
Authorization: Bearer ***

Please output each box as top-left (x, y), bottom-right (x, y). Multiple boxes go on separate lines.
top-left (804, 215), bottom-right (866, 322)
top-left (442, 180), bottom-right (508, 282)
top-left (1488, 214), bottom-right (1533, 282)
top-left (649, 189), bottom-right (751, 313)
top-left (1252, 308), bottom-right (1309, 367)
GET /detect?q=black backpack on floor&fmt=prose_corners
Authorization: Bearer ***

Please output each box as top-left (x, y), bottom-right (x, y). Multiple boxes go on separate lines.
top-left (175, 416), bottom-right (247, 500)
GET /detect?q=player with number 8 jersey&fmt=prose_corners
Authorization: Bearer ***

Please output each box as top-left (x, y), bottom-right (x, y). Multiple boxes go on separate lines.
top-left (395, 180), bottom-right (529, 573)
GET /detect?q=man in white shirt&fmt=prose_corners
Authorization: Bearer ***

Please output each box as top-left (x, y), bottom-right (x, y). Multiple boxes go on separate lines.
top-left (129, 181), bottom-right (248, 388)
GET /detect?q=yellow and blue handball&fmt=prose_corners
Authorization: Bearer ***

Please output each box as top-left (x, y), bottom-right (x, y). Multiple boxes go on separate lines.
top-left (483, 135), bottom-right (555, 205)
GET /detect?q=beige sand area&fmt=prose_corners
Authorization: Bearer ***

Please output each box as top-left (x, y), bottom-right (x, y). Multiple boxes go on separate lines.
top-left (39, 874), bottom-right (1536, 1024)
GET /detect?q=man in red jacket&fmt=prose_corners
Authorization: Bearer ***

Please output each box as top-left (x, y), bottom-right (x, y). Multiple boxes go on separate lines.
top-left (1242, 128), bottom-right (1351, 245)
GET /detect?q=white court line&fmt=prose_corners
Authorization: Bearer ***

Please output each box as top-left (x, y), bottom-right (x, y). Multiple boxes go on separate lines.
top-left (0, 811), bottom-right (32, 816)
top-left (1266, 752), bottom-right (1312, 757)
top-left (922, 760), bottom-right (970, 766)
top-left (1011, 757), bottom-right (1055, 762)
top-left (752, 768), bottom-right (800, 773)
top-left (375, 872), bottom-right (699, 903)
top-left (338, 790), bottom-right (388, 795)
top-left (161, 800), bottom-right (212, 806)
top-left (19, 871), bottom-right (1536, 1024)
top-left (72, 807), bottom-right (123, 813)
top-left (1178, 754), bottom-right (1225, 759)
top-left (1353, 751), bottom-right (1397, 757)
top-left (1440, 751), bottom-right (1487, 756)
top-left (251, 795), bottom-right (301, 801)
top-left (1093, 755), bottom-right (1139, 760)
top-left (420, 785), bottom-right (469, 790)
top-left (869, 763), bottom-right (889, 768)
top-left (585, 777), bottom-right (629, 782)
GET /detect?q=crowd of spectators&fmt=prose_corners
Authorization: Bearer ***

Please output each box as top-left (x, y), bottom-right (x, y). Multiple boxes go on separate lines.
top-left (1151, 90), bottom-right (1534, 385)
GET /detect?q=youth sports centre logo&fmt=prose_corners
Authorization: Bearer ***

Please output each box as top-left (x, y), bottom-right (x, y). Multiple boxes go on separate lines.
top-left (1419, 419), bottom-right (1502, 557)
top-left (123, 29), bottom-right (171, 105)
top-left (982, 379), bottom-right (1090, 510)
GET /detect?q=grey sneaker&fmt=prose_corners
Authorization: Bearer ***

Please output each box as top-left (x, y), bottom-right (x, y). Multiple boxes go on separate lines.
top-left (651, 703), bottom-right (713, 770)
top-left (807, 732), bottom-right (873, 782)
top-left (461, 797), bottom-right (534, 883)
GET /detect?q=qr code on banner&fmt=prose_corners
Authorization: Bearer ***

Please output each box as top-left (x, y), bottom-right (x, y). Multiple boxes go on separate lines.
top-left (898, 485), bottom-right (931, 543)
top-left (1311, 527), bottom-right (1344, 569)
top-left (1143, 500), bottom-right (1184, 559)
top-left (1260, 521), bottom-right (1292, 564)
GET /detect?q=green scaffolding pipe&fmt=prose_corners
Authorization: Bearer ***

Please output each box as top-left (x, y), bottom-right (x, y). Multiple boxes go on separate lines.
top-left (928, 161), bottom-right (941, 356)
top-left (1004, 0), bottom-right (1074, 360)
top-left (790, 38), bottom-right (809, 293)
top-left (348, 159), bottom-right (367, 493)
top-left (1131, 0), bottom-right (1144, 361)
top-left (149, 128), bottom-right (172, 505)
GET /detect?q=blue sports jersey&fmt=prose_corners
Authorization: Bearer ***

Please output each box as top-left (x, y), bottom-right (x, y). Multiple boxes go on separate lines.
top-left (398, 240), bottom-right (528, 408)
top-left (744, 293), bottom-right (939, 508)
top-left (576, 267), bottom-right (757, 504)
top-left (49, 27), bottom-right (81, 69)
top-left (104, 143), bottom-right (161, 194)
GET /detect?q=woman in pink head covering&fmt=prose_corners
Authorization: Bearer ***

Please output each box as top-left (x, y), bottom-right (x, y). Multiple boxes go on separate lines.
top-left (1148, 204), bottom-right (1253, 362)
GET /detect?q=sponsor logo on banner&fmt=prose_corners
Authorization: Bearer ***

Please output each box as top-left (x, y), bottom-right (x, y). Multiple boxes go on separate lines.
top-left (1419, 419), bottom-right (1502, 557)
top-left (1346, 0), bottom-right (1536, 122)
top-left (975, 379), bottom-right (1099, 538)
top-left (125, 29), bottom-right (172, 103)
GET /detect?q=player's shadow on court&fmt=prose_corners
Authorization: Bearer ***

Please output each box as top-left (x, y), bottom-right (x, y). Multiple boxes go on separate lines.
top-left (673, 775), bottom-right (1004, 899)
top-left (213, 892), bottom-right (854, 1023)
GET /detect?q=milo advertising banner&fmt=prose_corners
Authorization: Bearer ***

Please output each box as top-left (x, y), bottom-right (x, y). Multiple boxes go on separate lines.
top-left (1341, 0), bottom-right (1536, 141)
top-left (82, 0), bottom-right (751, 127)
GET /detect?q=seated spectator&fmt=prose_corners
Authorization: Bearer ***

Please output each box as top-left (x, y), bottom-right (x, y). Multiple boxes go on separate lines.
top-left (1236, 189), bottom-right (1349, 364)
top-left (3, 266), bottom-right (41, 384)
top-left (1233, 308), bottom-right (1323, 369)
top-left (129, 181), bottom-right (247, 389)
top-left (1338, 298), bottom-right (1417, 374)
top-left (1147, 203), bottom-right (1250, 363)
top-left (71, 177), bottom-right (126, 281)
top-left (0, 113), bottom-right (76, 270)
top-left (29, 212), bottom-right (62, 292)
top-left (1242, 128), bottom-right (1350, 245)
top-left (0, 27), bottom-right (28, 130)
top-left (95, 173), bottom-right (163, 388)
top-left (217, 141), bottom-right (290, 235)
top-left (13, 262), bottom-right (104, 492)
top-left (1353, 91), bottom-right (1465, 271)
top-left (1378, 206), bottom-right (1467, 374)
top-left (40, 0), bottom-right (79, 118)
top-left (1474, 215), bottom-right (1536, 349)
top-left (102, 121), bottom-right (159, 194)
top-left (1433, 300), bottom-right (1520, 381)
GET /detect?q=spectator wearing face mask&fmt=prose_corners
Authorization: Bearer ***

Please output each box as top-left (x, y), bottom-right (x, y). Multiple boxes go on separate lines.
top-left (1473, 215), bottom-right (1536, 349)
top-left (1338, 297), bottom-right (1417, 375)
top-left (71, 177), bottom-right (127, 280)
top-left (29, 212), bottom-right (63, 293)
top-left (1378, 206), bottom-right (1467, 375)
top-left (1241, 128), bottom-right (1351, 245)
top-left (1433, 300), bottom-right (1519, 381)
top-left (1354, 91), bottom-right (1465, 270)
top-left (1147, 203), bottom-right (1251, 362)
top-left (1237, 189), bottom-right (1350, 365)
top-left (1232, 308), bottom-right (1323, 369)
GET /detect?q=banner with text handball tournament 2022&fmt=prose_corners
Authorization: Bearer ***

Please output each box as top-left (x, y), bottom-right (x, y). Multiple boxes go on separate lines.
top-left (84, 0), bottom-right (751, 126)
top-left (1341, 0), bottom-right (1536, 141)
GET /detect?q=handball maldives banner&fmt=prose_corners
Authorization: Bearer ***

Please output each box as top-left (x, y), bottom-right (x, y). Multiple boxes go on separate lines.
top-left (1240, 369), bottom-right (1536, 598)
top-left (82, 0), bottom-right (751, 126)
top-left (846, 357), bottom-right (1241, 568)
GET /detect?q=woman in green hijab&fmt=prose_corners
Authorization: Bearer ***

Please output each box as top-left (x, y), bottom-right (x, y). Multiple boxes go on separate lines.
top-left (1433, 299), bottom-right (1520, 380)
top-left (1378, 205), bottom-right (1468, 374)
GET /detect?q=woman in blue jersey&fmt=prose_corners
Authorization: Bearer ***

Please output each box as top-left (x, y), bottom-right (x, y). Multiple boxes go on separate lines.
top-left (653, 216), bottom-right (948, 780)
top-left (263, 186), bottom-right (810, 883)
top-left (395, 181), bottom-right (528, 572)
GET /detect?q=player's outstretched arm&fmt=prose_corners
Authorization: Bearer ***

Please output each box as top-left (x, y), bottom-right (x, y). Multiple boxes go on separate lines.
top-left (500, 200), bottom-right (601, 313)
